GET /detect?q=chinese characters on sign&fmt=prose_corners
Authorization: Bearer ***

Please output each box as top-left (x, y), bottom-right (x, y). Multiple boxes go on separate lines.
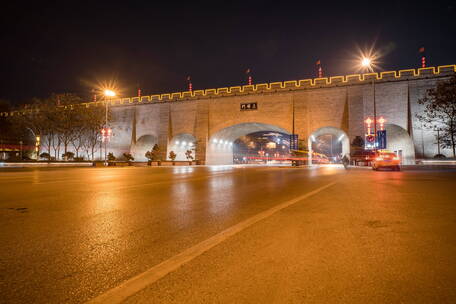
top-left (240, 102), bottom-right (258, 111)
top-left (101, 128), bottom-right (112, 142)
top-left (376, 130), bottom-right (387, 149)
top-left (289, 134), bottom-right (298, 150)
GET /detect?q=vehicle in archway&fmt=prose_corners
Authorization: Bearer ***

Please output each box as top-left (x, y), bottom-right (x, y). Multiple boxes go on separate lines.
top-left (372, 150), bottom-right (401, 171)
top-left (289, 150), bottom-right (329, 165)
top-left (290, 149), bottom-right (310, 166)
top-left (351, 149), bottom-right (376, 166)
top-left (312, 152), bottom-right (330, 164)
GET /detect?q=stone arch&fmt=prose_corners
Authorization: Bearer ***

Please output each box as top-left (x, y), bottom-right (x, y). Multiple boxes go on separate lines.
top-left (168, 133), bottom-right (197, 161)
top-left (207, 122), bottom-right (291, 165)
top-left (308, 126), bottom-right (350, 164)
top-left (131, 134), bottom-right (157, 161)
top-left (385, 124), bottom-right (415, 165)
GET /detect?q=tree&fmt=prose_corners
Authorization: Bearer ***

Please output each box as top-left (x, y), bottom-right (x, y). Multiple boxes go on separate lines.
top-left (62, 151), bottom-right (75, 160)
top-left (0, 100), bottom-right (13, 140)
top-left (107, 152), bottom-right (116, 161)
top-left (145, 144), bottom-right (161, 161)
top-left (169, 150), bottom-right (177, 164)
top-left (185, 149), bottom-right (194, 161)
top-left (83, 104), bottom-right (108, 160)
top-left (52, 94), bottom-right (82, 156)
top-left (39, 152), bottom-right (51, 160)
top-left (70, 106), bottom-right (88, 158)
top-left (123, 153), bottom-right (134, 162)
top-left (417, 76), bottom-right (456, 157)
top-left (9, 98), bottom-right (51, 157)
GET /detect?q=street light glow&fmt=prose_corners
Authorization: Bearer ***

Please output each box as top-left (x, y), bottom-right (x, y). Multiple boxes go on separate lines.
top-left (104, 89), bottom-right (116, 97)
top-left (361, 57), bottom-right (371, 67)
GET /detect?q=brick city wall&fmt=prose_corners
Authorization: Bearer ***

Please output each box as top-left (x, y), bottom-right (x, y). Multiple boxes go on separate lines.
top-left (3, 65), bottom-right (455, 163)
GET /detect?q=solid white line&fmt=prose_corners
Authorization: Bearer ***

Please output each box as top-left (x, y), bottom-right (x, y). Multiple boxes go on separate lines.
top-left (86, 180), bottom-right (337, 304)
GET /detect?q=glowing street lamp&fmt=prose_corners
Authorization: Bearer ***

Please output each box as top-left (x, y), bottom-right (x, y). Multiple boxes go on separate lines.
top-left (361, 57), bottom-right (372, 68)
top-left (365, 117), bottom-right (373, 134)
top-left (104, 89), bottom-right (116, 97)
top-left (360, 56), bottom-right (378, 149)
top-left (378, 117), bottom-right (386, 130)
top-left (103, 89), bottom-right (116, 165)
top-left (35, 136), bottom-right (40, 158)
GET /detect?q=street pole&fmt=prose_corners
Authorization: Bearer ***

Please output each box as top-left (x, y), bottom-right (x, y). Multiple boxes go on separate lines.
top-left (420, 122), bottom-right (425, 158)
top-left (436, 128), bottom-right (441, 155)
top-left (372, 78), bottom-right (377, 151)
top-left (104, 99), bottom-right (108, 166)
top-left (330, 134), bottom-right (333, 158)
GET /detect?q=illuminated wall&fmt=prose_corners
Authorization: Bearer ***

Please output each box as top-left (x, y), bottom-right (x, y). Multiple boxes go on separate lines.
top-left (4, 65), bottom-right (455, 162)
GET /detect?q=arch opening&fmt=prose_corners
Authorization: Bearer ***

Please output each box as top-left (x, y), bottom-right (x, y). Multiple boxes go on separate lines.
top-left (207, 122), bottom-right (291, 165)
top-left (308, 127), bottom-right (349, 164)
top-left (233, 131), bottom-right (291, 164)
top-left (168, 133), bottom-right (197, 161)
top-left (131, 134), bottom-right (157, 161)
top-left (384, 124), bottom-right (415, 165)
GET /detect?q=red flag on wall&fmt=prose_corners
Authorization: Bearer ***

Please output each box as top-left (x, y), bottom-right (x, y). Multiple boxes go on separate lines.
top-left (316, 60), bottom-right (323, 78)
top-left (246, 68), bottom-right (252, 85)
top-left (419, 47), bottom-right (426, 68)
top-left (187, 76), bottom-right (192, 92)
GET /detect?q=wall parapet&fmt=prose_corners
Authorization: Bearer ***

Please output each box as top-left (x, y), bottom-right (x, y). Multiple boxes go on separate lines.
top-left (106, 64), bottom-right (455, 105)
top-left (1, 64), bottom-right (454, 117)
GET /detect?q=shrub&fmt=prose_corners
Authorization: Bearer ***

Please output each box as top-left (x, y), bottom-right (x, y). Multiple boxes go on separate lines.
top-left (123, 153), bottom-right (134, 161)
top-left (107, 152), bottom-right (116, 161)
top-left (62, 152), bottom-right (75, 160)
top-left (145, 144), bottom-right (160, 161)
top-left (169, 151), bottom-right (177, 161)
top-left (185, 149), bottom-right (194, 161)
top-left (40, 152), bottom-right (51, 160)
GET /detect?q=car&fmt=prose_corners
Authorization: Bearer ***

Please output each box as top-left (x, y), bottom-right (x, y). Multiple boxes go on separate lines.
top-left (351, 149), bottom-right (376, 166)
top-left (372, 150), bottom-right (401, 171)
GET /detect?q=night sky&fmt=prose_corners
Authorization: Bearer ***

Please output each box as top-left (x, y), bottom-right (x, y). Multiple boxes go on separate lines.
top-left (1, 1), bottom-right (455, 104)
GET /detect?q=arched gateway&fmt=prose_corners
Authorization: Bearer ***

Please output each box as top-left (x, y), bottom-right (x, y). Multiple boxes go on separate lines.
top-left (206, 122), bottom-right (291, 165)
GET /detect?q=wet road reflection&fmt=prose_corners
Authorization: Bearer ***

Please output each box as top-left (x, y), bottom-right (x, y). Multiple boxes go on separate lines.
top-left (0, 165), bottom-right (352, 303)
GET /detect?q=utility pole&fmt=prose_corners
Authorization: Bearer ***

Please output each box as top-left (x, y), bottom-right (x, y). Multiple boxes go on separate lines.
top-left (435, 127), bottom-right (441, 155)
top-left (372, 78), bottom-right (377, 151)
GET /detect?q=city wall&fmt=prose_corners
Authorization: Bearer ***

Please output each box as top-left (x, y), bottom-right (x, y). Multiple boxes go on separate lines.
top-left (2, 65), bottom-right (455, 164)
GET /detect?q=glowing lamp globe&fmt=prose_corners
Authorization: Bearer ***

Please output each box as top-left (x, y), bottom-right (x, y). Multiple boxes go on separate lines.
top-left (104, 89), bottom-right (116, 97)
top-left (361, 57), bottom-right (371, 67)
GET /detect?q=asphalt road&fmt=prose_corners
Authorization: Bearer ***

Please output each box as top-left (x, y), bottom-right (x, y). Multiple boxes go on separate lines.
top-left (1, 165), bottom-right (456, 303)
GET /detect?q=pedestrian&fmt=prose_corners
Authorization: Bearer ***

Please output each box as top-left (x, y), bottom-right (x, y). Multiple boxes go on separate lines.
top-left (342, 154), bottom-right (350, 169)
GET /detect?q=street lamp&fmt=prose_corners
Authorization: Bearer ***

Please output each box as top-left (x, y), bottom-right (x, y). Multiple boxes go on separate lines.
top-left (103, 89), bottom-right (116, 166)
top-left (361, 57), bottom-right (371, 68)
top-left (361, 57), bottom-right (378, 150)
top-left (434, 127), bottom-right (441, 155)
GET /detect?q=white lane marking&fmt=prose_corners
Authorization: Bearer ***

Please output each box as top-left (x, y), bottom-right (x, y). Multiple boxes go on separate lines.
top-left (86, 180), bottom-right (337, 304)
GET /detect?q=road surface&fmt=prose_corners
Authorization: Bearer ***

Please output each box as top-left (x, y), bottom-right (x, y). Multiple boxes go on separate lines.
top-left (1, 165), bottom-right (456, 303)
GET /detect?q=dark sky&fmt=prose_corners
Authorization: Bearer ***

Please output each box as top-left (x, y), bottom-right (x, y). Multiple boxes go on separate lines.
top-left (1, 1), bottom-right (455, 104)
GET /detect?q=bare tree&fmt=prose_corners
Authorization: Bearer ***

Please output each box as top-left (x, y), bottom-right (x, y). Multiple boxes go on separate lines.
top-left (417, 76), bottom-right (456, 157)
top-left (84, 104), bottom-right (107, 160)
top-left (51, 94), bottom-right (82, 157)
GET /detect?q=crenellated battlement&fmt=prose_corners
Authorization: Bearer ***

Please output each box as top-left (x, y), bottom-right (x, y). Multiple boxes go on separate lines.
top-left (101, 65), bottom-right (456, 105)
top-left (1, 64), bottom-right (454, 117)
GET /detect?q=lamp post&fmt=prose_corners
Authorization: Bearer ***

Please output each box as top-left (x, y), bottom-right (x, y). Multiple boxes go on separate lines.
top-left (361, 57), bottom-right (377, 150)
top-left (435, 127), bottom-right (441, 155)
top-left (103, 89), bottom-right (116, 166)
